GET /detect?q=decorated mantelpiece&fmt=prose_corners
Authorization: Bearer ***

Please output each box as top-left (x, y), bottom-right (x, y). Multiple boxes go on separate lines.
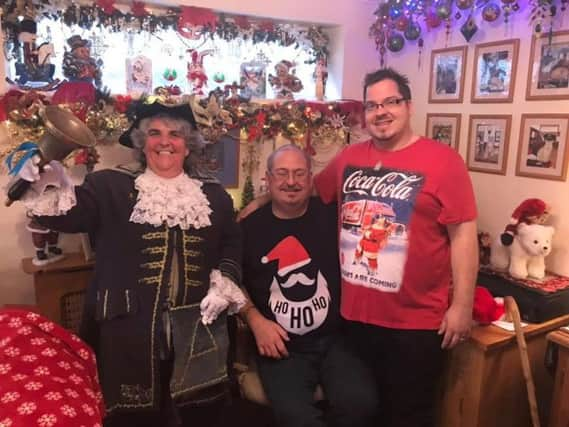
top-left (0, 85), bottom-right (365, 197)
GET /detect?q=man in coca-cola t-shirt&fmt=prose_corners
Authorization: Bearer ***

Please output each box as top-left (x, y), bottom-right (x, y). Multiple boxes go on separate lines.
top-left (314, 68), bottom-right (478, 427)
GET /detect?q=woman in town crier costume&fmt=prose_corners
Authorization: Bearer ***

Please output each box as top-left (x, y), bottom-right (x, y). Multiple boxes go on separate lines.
top-left (15, 101), bottom-right (247, 426)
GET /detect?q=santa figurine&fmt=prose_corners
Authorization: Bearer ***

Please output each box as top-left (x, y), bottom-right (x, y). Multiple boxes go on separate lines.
top-left (27, 215), bottom-right (64, 266)
top-left (500, 198), bottom-right (550, 246)
top-left (268, 60), bottom-right (303, 100)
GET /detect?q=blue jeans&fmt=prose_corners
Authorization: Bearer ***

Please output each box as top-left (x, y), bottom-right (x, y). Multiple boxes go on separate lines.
top-left (256, 334), bottom-right (378, 427)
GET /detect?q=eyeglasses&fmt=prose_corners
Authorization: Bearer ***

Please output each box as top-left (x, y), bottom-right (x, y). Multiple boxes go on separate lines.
top-left (270, 168), bottom-right (309, 181)
top-left (363, 98), bottom-right (408, 112)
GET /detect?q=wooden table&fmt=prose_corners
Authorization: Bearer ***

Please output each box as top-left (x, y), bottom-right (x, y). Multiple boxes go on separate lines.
top-left (22, 252), bottom-right (94, 330)
top-left (546, 330), bottom-right (569, 427)
top-left (438, 314), bottom-right (569, 427)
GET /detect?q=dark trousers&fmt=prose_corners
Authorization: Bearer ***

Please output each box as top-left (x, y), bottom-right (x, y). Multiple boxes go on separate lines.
top-left (347, 321), bottom-right (444, 427)
top-left (103, 361), bottom-right (226, 427)
top-left (256, 334), bottom-right (378, 427)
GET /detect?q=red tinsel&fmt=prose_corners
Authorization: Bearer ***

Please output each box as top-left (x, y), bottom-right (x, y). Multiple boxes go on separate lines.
top-left (233, 15), bottom-right (251, 30)
top-left (130, 1), bottom-right (147, 18)
top-left (96, 0), bottom-right (116, 15)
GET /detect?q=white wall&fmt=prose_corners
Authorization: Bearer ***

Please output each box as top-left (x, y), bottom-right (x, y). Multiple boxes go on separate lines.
top-left (387, 15), bottom-right (569, 276)
top-left (0, 0), bottom-right (379, 305)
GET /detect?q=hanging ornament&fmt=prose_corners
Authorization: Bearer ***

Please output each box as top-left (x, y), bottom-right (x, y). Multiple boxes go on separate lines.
top-left (404, 22), bottom-right (421, 40)
top-left (426, 11), bottom-right (442, 28)
top-left (456, 0), bottom-right (474, 9)
top-left (177, 6), bottom-right (218, 40)
top-left (213, 72), bottom-right (225, 84)
top-left (460, 15), bottom-right (479, 42)
top-left (482, 3), bottom-right (501, 22)
top-left (417, 37), bottom-right (424, 69)
top-left (162, 68), bottom-right (178, 82)
top-left (387, 33), bottom-right (405, 52)
top-left (436, 2), bottom-right (452, 19)
top-left (395, 16), bottom-right (410, 31)
top-left (187, 49), bottom-right (214, 97)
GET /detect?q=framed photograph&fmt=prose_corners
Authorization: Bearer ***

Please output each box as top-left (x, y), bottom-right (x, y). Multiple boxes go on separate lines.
top-left (526, 30), bottom-right (569, 100)
top-left (425, 113), bottom-right (461, 150)
top-left (471, 39), bottom-right (519, 103)
top-left (466, 115), bottom-right (512, 175)
top-left (516, 114), bottom-right (569, 181)
top-left (201, 133), bottom-right (240, 188)
top-left (428, 46), bottom-right (468, 103)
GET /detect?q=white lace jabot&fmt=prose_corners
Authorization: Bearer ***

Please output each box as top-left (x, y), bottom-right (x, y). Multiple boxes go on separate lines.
top-left (130, 170), bottom-right (212, 230)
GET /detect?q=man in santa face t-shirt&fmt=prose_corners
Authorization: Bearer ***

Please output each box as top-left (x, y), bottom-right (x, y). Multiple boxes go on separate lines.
top-left (240, 144), bottom-right (378, 427)
top-left (314, 68), bottom-right (478, 427)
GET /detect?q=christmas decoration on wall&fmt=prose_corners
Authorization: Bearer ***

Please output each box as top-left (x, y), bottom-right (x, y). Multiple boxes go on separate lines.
top-left (314, 57), bottom-right (328, 101)
top-left (268, 60), bottom-right (304, 100)
top-left (1, 2), bottom-right (330, 64)
top-left (240, 61), bottom-right (267, 99)
top-left (186, 49), bottom-right (214, 96)
top-left (7, 18), bottom-right (58, 90)
top-left (126, 55), bottom-right (152, 96)
top-left (368, 0), bottom-right (567, 65)
top-left (62, 35), bottom-right (103, 88)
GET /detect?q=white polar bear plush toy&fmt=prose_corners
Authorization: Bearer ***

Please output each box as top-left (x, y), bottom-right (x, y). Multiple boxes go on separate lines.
top-left (490, 222), bottom-right (555, 280)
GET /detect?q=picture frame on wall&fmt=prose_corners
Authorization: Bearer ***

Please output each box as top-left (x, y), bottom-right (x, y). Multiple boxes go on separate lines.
top-left (466, 115), bottom-right (512, 175)
top-left (201, 132), bottom-right (240, 188)
top-left (425, 113), bottom-right (461, 150)
top-left (471, 39), bottom-right (519, 103)
top-left (428, 46), bottom-right (468, 103)
top-left (516, 114), bottom-right (569, 181)
top-left (526, 30), bottom-right (569, 100)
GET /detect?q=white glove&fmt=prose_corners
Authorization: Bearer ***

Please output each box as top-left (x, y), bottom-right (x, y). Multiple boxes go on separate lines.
top-left (30, 160), bottom-right (70, 194)
top-left (18, 156), bottom-right (70, 192)
top-left (200, 291), bottom-right (229, 325)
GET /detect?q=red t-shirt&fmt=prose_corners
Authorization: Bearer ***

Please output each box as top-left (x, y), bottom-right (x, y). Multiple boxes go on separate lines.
top-left (314, 138), bottom-right (477, 330)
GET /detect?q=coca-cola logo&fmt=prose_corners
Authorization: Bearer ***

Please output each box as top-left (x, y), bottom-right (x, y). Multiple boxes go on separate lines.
top-left (342, 169), bottom-right (423, 200)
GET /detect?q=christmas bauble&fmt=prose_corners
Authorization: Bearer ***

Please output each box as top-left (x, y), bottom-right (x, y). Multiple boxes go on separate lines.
top-left (436, 2), bottom-right (452, 19)
top-left (482, 3), bottom-right (501, 21)
top-left (387, 33), bottom-right (405, 52)
top-left (395, 16), bottom-right (409, 31)
top-left (404, 23), bottom-right (421, 40)
top-left (456, 0), bottom-right (474, 9)
top-left (426, 11), bottom-right (442, 28)
top-left (162, 68), bottom-right (178, 81)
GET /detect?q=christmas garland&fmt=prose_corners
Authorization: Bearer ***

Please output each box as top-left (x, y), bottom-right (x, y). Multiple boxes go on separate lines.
top-left (1, 1), bottom-right (329, 62)
top-left (0, 88), bottom-right (362, 172)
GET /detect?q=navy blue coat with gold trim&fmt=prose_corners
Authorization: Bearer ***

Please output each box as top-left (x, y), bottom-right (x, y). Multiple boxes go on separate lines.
top-left (37, 168), bottom-right (241, 414)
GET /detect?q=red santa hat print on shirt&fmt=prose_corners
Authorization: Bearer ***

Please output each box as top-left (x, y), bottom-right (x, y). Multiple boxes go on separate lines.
top-left (262, 236), bottom-right (311, 277)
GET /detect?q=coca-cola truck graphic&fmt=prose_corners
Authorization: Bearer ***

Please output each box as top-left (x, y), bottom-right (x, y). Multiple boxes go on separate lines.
top-left (342, 200), bottom-right (406, 236)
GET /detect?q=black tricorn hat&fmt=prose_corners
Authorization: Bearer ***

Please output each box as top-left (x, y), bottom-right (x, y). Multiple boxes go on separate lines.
top-left (119, 102), bottom-right (198, 148)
